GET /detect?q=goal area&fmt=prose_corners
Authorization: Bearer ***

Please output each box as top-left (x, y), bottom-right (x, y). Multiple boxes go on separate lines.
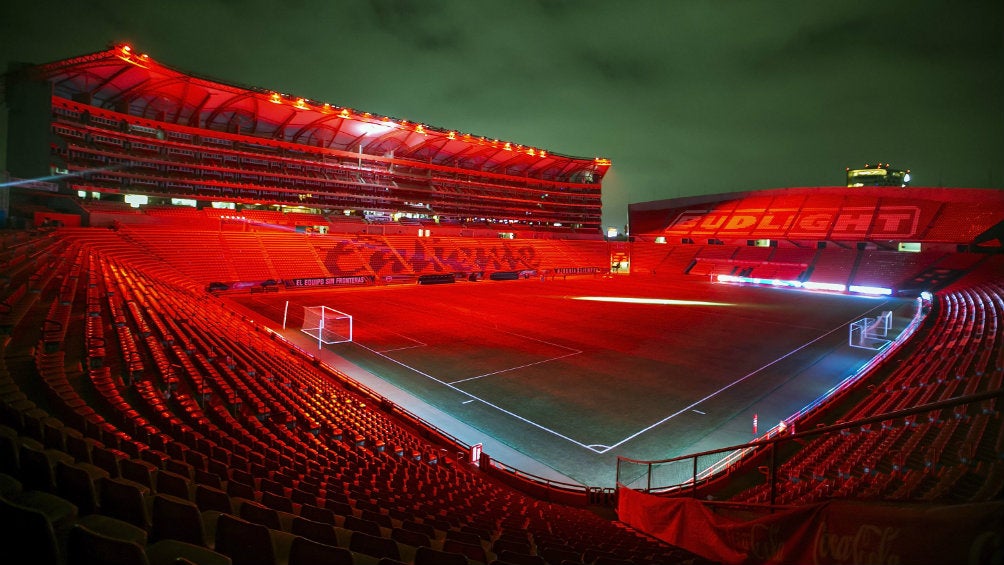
top-left (300, 306), bottom-right (353, 349)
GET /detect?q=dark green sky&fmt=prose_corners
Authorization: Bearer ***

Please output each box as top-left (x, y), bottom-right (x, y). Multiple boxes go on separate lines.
top-left (2, 0), bottom-right (1002, 228)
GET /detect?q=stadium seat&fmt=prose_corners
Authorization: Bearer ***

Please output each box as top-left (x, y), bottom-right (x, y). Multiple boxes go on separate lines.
top-left (0, 494), bottom-right (65, 565)
top-left (67, 522), bottom-right (146, 565)
top-left (98, 476), bottom-right (150, 529)
top-left (287, 535), bottom-right (353, 565)
top-left (414, 545), bottom-right (469, 565)
top-left (214, 513), bottom-right (276, 565)
top-left (349, 530), bottom-right (401, 560)
top-left (149, 493), bottom-right (211, 546)
top-left (391, 526), bottom-right (432, 549)
top-left (443, 538), bottom-right (489, 564)
top-left (290, 515), bottom-right (340, 547)
top-left (56, 459), bottom-right (109, 515)
top-left (194, 483), bottom-right (233, 514)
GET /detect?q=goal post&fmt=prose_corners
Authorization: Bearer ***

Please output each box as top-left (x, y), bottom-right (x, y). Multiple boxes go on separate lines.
top-left (849, 310), bottom-right (893, 350)
top-left (301, 306), bottom-right (353, 349)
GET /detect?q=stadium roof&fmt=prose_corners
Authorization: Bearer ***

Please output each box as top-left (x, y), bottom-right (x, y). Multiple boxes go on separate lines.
top-left (22, 44), bottom-right (611, 183)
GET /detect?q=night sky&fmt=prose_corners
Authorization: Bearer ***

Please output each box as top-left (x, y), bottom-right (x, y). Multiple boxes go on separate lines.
top-left (2, 0), bottom-right (1002, 229)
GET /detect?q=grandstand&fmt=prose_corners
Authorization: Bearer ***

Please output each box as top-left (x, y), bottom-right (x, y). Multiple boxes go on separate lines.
top-left (6, 44), bottom-right (606, 236)
top-left (1, 45), bottom-right (1003, 565)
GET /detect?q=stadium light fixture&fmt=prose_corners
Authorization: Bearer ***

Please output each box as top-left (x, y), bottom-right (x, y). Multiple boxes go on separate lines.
top-left (358, 121), bottom-right (394, 136)
top-left (848, 285), bottom-right (893, 296)
top-left (801, 281), bottom-right (847, 292)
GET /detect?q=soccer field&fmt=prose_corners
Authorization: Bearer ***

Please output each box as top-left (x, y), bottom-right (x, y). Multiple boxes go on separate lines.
top-left (232, 275), bottom-right (912, 486)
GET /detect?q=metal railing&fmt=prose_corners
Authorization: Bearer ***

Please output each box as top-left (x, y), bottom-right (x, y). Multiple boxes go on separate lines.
top-left (617, 388), bottom-right (1004, 504)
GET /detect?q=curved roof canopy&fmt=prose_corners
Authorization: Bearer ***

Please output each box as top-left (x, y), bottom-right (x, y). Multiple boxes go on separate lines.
top-left (25, 44), bottom-right (610, 183)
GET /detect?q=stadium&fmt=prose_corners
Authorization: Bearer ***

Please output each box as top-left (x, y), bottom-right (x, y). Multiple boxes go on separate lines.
top-left (1, 44), bottom-right (1003, 565)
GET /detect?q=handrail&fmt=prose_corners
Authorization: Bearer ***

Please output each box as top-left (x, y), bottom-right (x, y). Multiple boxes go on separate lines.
top-left (617, 387), bottom-right (1004, 497)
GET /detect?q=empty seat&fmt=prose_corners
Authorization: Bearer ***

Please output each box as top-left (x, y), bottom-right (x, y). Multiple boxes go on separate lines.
top-left (287, 535), bottom-right (353, 565)
top-left (401, 519), bottom-right (436, 539)
top-left (325, 499), bottom-right (353, 518)
top-left (498, 549), bottom-right (546, 565)
top-left (154, 469), bottom-right (192, 500)
top-left (239, 499), bottom-right (283, 530)
top-left (226, 478), bottom-right (256, 501)
top-left (444, 538), bottom-right (488, 564)
top-left (56, 459), bottom-right (109, 515)
top-left (493, 538), bottom-right (533, 557)
top-left (344, 514), bottom-right (382, 537)
top-left (91, 445), bottom-right (127, 478)
top-left (297, 502), bottom-right (335, 525)
top-left (361, 508), bottom-right (393, 529)
top-left (67, 522), bottom-right (146, 565)
top-left (0, 494), bottom-right (64, 565)
top-left (150, 493), bottom-right (210, 546)
top-left (260, 489), bottom-right (293, 513)
top-left (194, 484), bottom-right (233, 514)
top-left (540, 546), bottom-right (582, 565)
top-left (289, 487), bottom-right (317, 507)
top-left (0, 470), bottom-right (22, 499)
top-left (119, 457), bottom-right (158, 491)
top-left (63, 430), bottom-right (98, 464)
top-left (194, 468), bottom-right (223, 490)
top-left (291, 515), bottom-right (340, 547)
top-left (391, 526), bottom-right (431, 548)
top-left (215, 513), bottom-right (276, 565)
top-left (99, 476), bottom-right (149, 529)
top-left (446, 529), bottom-right (484, 547)
top-left (0, 427), bottom-right (22, 475)
top-left (415, 545), bottom-right (468, 565)
top-left (349, 530), bottom-right (401, 560)
top-left (19, 441), bottom-right (72, 492)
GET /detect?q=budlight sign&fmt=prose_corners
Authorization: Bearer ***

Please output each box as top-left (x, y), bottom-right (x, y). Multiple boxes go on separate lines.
top-left (665, 206), bottom-right (921, 239)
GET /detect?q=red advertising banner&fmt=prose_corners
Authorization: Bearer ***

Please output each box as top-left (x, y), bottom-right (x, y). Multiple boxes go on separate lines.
top-left (618, 487), bottom-right (1004, 565)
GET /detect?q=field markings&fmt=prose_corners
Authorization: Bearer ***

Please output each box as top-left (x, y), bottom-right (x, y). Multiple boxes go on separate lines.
top-left (350, 319), bottom-right (428, 353)
top-left (449, 330), bottom-right (582, 385)
top-left (305, 289), bottom-right (894, 456)
top-left (594, 300), bottom-right (892, 454)
top-left (353, 329), bottom-right (598, 453)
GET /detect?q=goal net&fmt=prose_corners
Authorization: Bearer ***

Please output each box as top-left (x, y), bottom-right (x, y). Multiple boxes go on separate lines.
top-left (301, 306), bottom-right (353, 349)
top-left (849, 310), bottom-right (892, 350)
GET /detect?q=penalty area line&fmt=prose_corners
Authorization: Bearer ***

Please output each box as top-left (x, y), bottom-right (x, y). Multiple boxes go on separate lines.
top-left (350, 320), bottom-right (427, 354)
top-left (449, 329), bottom-right (583, 385)
top-left (352, 341), bottom-right (604, 453)
top-left (595, 300), bottom-right (892, 454)
top-left (449, 350), bottom-right (582, 385)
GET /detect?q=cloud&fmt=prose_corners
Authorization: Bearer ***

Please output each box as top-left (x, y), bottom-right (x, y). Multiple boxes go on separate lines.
top-left (1, 0), bottom-right (1002, 227)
